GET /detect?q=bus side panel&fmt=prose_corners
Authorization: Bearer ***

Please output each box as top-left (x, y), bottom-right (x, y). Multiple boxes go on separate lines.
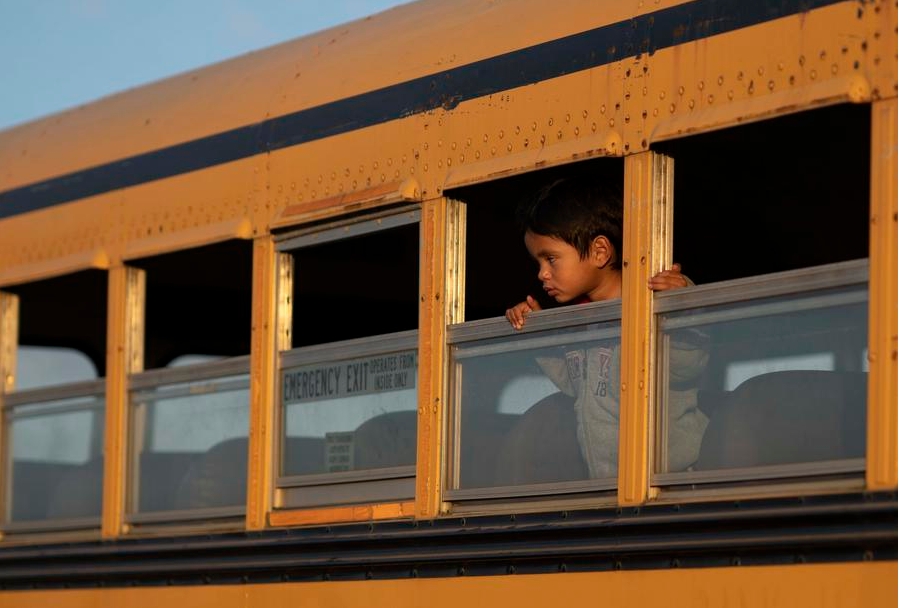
top-left (0, 562), bottom-right (894, 608)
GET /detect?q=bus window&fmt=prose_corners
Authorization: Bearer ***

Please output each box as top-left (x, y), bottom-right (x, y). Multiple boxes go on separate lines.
top-left (0, 270), bottom-right (107, 533)
top-left (446, 160), bottom-right (624, 502)
top-left (275, 208), bottom-right (419, 510)
top-left (125, 240), bottom-right (252, 525)
top-left (652, 104), bottom-right (870, 488)
top-left (129, 360), bottom-right (249, 516)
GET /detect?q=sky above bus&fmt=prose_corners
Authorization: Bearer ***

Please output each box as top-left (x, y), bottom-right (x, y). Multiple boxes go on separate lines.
top-left (0, 0), bottom-right (411, 132)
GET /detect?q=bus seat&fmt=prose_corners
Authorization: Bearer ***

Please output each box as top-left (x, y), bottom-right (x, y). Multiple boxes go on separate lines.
top-left (42, 459), bottom-right (103, 521)
top-left (138, 452), bottom-right (203, 512)
top-left (695, 370), bottom-right (867, 470)
top-left (352, 410), bottom-right (417, 470)
top-left (174, 439), bottom-right (247, 510)
top-left (459, 411), bottom-right (521, 487)
top-left (174, 436), bottom-right (329, 510)
top-left (493, 391), bottom-right (587, 486)
top-left (10, 461), bottom-right (62, 521)
top-left (282, 436), bottom-right (327, 475)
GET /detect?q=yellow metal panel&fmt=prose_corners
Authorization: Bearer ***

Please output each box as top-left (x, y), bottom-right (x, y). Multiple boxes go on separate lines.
top-left (0, 249), bottom-right (109, 290)
top-left (866, 0), bottom-right (898, 102)
top-left (619, 152), bottom-right (673, 506)
top-left (626, 1), bottom-right (878, 149)
top-left (245, 239), bottom-right (290, 530)
top-left (0, 561), bottom-right (894, 608)
top-left (271, 179), bottom-right (422, 229)
top-left (866, 98), bottom-right (898, 490)
top-left (269, 501), bottom-right (415, 527)
top-left (416, 198), bottom-right (466, 518)
top-left (102, 266), bottom-right (145, 538)
top-left (0, 154), bottom-right (260, 287)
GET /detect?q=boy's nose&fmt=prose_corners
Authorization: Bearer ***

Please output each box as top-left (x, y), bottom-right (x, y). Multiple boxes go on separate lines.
top-left (538, 266), bottom-right (551, 281)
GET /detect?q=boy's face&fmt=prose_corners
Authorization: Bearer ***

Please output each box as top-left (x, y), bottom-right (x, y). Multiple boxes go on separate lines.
top-left (524, 231), bottom-right (610, 303)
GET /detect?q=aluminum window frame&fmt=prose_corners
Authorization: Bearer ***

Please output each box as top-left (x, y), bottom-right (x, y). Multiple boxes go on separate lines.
top-left (652, 259), bottom-right (869, 489)
top-left (125, 355), bottom-right (251, 526)
top-left (1, 378), bottom-right (106, 534)
top-left (274, 205), bottom-right (423, 511)
top-left (275, 330), bottom-right (419, 509)
top-left (445, 299), bottom-right (623, 503)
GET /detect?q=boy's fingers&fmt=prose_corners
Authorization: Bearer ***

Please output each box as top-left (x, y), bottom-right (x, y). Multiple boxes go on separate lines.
top-left (525, 295), bottom-right (542, 311)
top-left (648, 274), bottom-right (687, 290)
top-left (505, 305), bottom-right (524, 329)
top-left (506, 297), bottom-right (542, 330)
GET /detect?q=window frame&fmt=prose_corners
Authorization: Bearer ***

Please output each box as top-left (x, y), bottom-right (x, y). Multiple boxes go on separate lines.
top-left (272, 205), bottom-right (423, 511)
top-left (125, 355), bottom-right (251, 526)
top-left (1, 378), bottom-right (106, 534)
top-left (0, 283), bottom-right (109, 536)
top-left (651, 259), bottom-right (869, 490)
top-left (444, 299), bottom-right (623, 503)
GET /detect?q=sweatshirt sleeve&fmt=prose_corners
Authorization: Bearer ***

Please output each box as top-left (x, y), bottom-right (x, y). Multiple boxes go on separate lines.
top-left (535, 355), bottom-right (576, 397)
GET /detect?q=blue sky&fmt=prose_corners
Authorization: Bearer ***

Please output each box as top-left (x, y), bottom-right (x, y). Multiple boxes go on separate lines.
top-left (0, 0), bottom-right (411, 132)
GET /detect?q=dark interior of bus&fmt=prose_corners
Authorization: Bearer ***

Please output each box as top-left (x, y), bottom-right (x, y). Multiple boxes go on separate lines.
top-left (288, 222), bottom-right (420, 347)
top-left (9, 269), bottom-right (108, 376)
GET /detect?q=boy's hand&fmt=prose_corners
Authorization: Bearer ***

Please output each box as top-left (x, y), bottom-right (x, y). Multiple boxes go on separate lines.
top-left (505, 295), bottom-right (542, 330)
top-left (648, 263), bottom-right (690, 291)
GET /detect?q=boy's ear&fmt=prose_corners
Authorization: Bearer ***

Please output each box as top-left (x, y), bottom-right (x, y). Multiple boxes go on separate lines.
top-left (590, 235), bottom-right (615, 268)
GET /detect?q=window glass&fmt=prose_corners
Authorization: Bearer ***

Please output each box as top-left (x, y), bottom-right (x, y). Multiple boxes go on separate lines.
top-left (657, 284), bottom-right (867, 476)
top-left (7, 395), bottom-right (104, 523)
top-left (450, 315), bottom-right (620, 493)
top-left (131, 374), bottom-right (249, 513)
top-left (281, 350), bottom-right (418, 476)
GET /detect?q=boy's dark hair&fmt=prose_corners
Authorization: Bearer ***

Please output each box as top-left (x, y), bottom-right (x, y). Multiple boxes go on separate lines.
top-left (516, 176), bottom-right (623, 269)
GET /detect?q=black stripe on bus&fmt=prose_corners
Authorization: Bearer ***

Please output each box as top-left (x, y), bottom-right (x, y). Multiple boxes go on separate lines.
top-left (0, 0), bottom-right (848, 219)
top-left (0, 492), bottom-right (893, 589)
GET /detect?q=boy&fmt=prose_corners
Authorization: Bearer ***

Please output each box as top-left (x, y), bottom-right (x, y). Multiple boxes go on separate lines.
top-left (504, 176), bottom-right (708, 478)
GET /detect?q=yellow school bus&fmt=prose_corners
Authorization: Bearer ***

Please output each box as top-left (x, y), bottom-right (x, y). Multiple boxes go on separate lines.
top-left (0, 0), bottom-right (894, 606)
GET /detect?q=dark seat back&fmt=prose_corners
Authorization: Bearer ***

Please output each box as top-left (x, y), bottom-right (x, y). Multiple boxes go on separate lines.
top-left (493, 391), bottom-right (588, 486)
top-left (353, 410), bottom-right (418, 470)
top-left (695, 370), bottom-right (867, 470)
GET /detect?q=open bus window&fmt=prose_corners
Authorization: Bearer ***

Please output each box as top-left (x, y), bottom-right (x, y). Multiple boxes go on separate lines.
top-left (652, 104), bottom-right (870, 487)
top-left (275, 208), bottom-right (420, 509)
top-left (1, 270), bottom-right (107, 531)
top-left (125, 240), bottom-right (252, 523)
top-left (445, 160), bottom-right (625, 500)
top-left (287, 212), bottom-right (419, 347)
top-left (453, 160), bottom-right (623, 322)
top-left (656, 103), bottom-right (869, 284)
